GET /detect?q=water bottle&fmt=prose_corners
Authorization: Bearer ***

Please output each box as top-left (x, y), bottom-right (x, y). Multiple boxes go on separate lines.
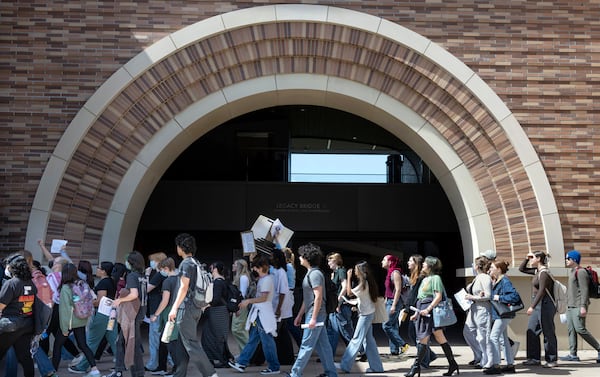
top-left (106, 308), bottom-right (117, 331)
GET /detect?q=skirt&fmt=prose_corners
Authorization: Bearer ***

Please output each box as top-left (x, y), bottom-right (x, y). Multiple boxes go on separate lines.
top-left (415, 297), bottom-right (436, 341)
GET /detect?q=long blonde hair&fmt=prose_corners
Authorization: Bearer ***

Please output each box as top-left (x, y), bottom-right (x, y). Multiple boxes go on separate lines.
top-left (233, 258), bottom-right (250, 287)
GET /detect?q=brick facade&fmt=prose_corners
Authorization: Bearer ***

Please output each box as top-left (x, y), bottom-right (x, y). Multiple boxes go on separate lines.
top-left (1, 1), bottom-right (599, 264)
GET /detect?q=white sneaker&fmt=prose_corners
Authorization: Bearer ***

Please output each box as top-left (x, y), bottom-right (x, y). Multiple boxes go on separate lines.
top-left (69, 353), bottom-right (84, 368)
top-left (83, 371), bottom-right (101, 377)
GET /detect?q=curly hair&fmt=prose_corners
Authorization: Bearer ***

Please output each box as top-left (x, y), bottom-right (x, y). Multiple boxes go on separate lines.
top-left (175, 233), bottom-right (197, 256)
top-left (298, 243), bottom-right (322, 267)
top-left (6, 253), bottom-right (32, 280)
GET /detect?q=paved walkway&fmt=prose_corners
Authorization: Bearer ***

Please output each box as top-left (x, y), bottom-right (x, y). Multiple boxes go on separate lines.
top-left (51, 333), bottom-right (599, 377)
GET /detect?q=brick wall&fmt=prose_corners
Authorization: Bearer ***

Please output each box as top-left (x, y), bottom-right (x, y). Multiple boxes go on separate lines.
top-left (1, 1), bottom-right (598, 262)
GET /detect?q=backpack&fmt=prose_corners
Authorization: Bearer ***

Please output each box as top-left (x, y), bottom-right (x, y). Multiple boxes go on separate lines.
top-left (223, 279), bottom-right (244, 313)
top-left (575, 266), bottom-right (600, 299)
top-left (400, 273), bottom-right (411, 303)
top-left (543, 271), bottom-right (567, 314)
top-left (71, 280), bottom-right (95, 319)
top-left (31, 269), bottom-right (53, 306)
top-left (307, 269), bottom-right (338, 314)
top-left (190, 258), bottom-right (213, 309)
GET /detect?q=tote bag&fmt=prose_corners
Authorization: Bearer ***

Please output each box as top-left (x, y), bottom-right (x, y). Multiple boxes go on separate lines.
top-left (491, 298), bottom-right (524, 318)
top-left (373, 297), bottom-right (388, 324)
top-left (432, 290), bottom-right (457, 328)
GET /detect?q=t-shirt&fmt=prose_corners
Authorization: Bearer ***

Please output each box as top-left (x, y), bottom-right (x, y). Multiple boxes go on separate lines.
top-left (148, 270), bottom-right (166, 312)
top-left (417, 274), bottom-right (444, 300)
top-left (179, 257), bottom-right (197, 302)
top-left (303, 268), bottom-right (326, 318)
top-left (332, 267), bottom-right (347, 296)
top-left (94, 276), bottom-right (116, 300)
top-left (0, 277), bottom-right (37, 318)
top-left (126, 270), bottom-right (148, 308)
top-left (161, 274), bottom-right (180, 307)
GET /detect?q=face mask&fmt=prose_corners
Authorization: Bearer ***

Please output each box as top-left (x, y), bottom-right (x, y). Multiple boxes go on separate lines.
top-left (77, 271), bottom-right (87, 281)
top-left (125, 261), bottom-right (132, 271)
top-left (159, 270), bottom-right (168, 277)
top-left (150, 260), bottom-right (157, 270)
top-left (4, 267), bottom-right (11, 278)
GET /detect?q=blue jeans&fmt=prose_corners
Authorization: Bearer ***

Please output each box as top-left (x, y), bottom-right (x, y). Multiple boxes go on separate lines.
top-left (237, 317), bottom-right (280, 371)
top-left (5, 346), bottom-right (17, 377)
top-left (340, 313), bottom-right (383, 373)
top-left (34, 346), bottom-right (56, 377)
top-left (290, 312), bottom-right (337, 377)
top-left (326, 304), bottom-right (354, 354)
top-left (382, 298), bottom-right (406, 353)
top-left (490, 318), bottom-right (513, 366)
top-left (145, 317), bottom-right (161, 370)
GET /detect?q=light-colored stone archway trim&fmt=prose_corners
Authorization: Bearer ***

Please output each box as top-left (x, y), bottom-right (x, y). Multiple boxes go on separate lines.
top-left (97, 75), bottom-right (490, 265)
top-left (26, 4), bottom-right (563, 268)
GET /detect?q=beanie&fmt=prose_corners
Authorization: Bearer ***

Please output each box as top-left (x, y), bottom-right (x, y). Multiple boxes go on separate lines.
top-left (566, 250), bottom-right (581, 265)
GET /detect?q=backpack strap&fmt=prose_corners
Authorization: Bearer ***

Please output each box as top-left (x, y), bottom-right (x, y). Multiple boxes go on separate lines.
top-left (541, 269), bottom-right (557, 305)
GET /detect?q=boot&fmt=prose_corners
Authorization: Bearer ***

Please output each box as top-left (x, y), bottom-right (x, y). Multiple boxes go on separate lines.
top-left (441, 342), bottom-right (460, 376)
top-left (405, 343), bottom-right (427, 377)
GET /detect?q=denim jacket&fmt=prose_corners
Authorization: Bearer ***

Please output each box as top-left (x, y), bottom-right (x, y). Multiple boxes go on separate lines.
top-left (491, 276), bottom-right (521, 320)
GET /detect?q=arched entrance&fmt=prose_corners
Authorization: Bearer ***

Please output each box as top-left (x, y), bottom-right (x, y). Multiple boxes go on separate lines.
top-left (26, 4), bottom-right (563, 271)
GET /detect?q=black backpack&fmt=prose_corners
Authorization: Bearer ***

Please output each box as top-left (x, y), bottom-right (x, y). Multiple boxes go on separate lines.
top-left (308, 269), bottom-right (339, 314)
top-left (223, 280), bottom-right (244, 313)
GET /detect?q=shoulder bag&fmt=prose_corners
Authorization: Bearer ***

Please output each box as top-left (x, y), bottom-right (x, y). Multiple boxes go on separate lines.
top-left (432, 289), bottom-right (458, 328)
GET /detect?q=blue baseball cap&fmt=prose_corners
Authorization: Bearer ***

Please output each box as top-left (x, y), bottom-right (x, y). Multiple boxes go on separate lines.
top-left (566, 250), bottom-right (581, 264)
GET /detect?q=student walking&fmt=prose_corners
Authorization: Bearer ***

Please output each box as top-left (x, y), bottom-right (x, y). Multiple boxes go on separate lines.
top-left (519, 250), bottom-right (558, 368)
top-left (286, 243), bottom-right (337, 377)
top-left (228, 254), bottom-right (280, 375)
top-left (381, 254), bottom-right (409, 357)
top-left (335, 261), bottom-right (384, 373)
top-left (559, 250), bottom-right (600, 363)
top-left (406, 256), bottom-right (459, 377)
top-left (167, 233), bottom-right (218, 377)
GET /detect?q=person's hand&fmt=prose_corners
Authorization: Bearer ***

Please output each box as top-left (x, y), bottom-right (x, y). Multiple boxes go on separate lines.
top-left (168, 308), bottom-right (177, 322)
top-left (294, 315), bottom-right (302, 327)
top-left (389, 305), bottom-right (396, 314)
top-left (307, 317), bottom-right (317, 329)
top-left (580, 307), bottom-right (587, 317)
top-left (526, 307), bottom-right (534, 315)
top-left (37, 239), bottom-right (43, 246)
top-left (239, 299), bottom-right (249, 309)
top-left (410, 313), bottom-right (417, 321)
top-left (111, 299), bottom-right (121, 308)
top-left (150, 314), bottom-right (157, 322)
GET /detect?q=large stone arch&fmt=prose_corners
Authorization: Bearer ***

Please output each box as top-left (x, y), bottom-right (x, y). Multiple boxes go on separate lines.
top-left (26, 4), bottom-right (563, 271)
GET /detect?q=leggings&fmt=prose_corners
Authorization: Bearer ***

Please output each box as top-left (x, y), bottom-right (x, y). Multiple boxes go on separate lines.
top-left (52, 326), bottom-right (96, 370)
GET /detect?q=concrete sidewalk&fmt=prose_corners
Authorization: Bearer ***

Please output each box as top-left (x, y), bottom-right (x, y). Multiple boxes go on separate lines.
top-left (54, 342), bottom-right (599, 377)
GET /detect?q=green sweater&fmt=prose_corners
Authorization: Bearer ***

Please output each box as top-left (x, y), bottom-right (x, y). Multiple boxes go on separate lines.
top-left (59, 284), bottom-right (89, 334)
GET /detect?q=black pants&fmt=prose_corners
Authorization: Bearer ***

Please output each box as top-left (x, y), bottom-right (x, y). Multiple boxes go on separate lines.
top-left (47, 303), bottom-right (80, 356)
top-left (526, 296), bottom-right (557, 362)
top-left (0, 325), bottom-right (35, 377)
top-left (53, 326), bottom-right (96, 370)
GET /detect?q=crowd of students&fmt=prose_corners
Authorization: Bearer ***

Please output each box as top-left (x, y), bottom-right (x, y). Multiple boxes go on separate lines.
top-left (2, 236), bottom-right (600, 377)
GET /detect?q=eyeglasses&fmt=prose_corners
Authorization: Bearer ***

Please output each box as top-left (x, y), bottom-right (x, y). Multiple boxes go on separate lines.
top-left (565, 257), bottom-right (572, 261)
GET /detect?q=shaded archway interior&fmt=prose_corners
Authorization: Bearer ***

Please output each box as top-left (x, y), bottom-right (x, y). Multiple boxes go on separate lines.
top-left (44, 21), bottom-right (544, 263)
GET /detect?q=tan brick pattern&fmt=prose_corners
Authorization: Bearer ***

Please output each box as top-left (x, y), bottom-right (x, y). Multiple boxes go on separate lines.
top-left (1, 1), bottom-right (598, 265)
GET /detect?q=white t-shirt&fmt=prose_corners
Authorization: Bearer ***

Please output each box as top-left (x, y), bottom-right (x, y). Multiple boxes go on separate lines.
top-left (272, 267), bottom-right (293, 319)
